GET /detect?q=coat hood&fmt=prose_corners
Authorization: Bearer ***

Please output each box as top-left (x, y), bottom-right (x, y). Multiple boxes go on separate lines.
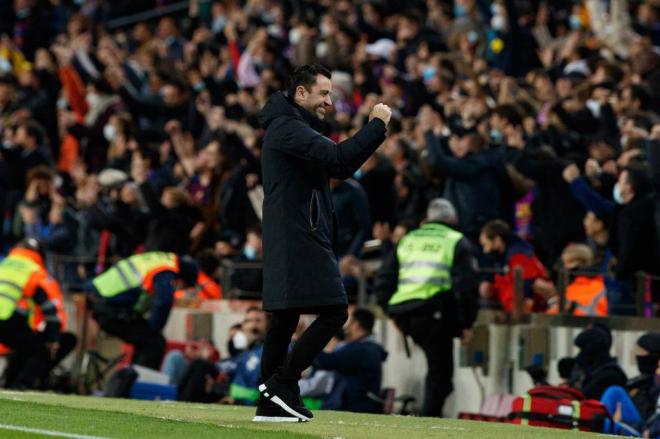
top-left (259, 91), bottom-right (323, 131)
top-left (361, 335), bottom-right (389, 362)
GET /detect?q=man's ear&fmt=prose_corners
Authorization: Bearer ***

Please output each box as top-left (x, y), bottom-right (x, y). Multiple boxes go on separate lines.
top-left (296, 85), bottom-right (307, 99)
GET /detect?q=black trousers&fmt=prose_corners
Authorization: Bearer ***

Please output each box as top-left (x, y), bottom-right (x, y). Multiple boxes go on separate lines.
top-left (395, 306), bottom-right (454, 417)
top-left (0, 313), bottom-right (50, 389)
top-left (260, 305), bottom-right (348, 385)
top-left (92, 304), bottom-right (166, 370)
top-left (5, 331), bottom-right (78, 389)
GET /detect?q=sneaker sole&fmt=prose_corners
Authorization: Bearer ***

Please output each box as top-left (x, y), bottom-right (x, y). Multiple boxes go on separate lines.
top-left (259, 384), bottom-right (311, 422)
top-left (253, 416), bottom-right (302, 423)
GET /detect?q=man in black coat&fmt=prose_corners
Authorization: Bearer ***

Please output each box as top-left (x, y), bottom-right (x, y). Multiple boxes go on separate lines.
top-left (254, 64), bottom-right (391, 423)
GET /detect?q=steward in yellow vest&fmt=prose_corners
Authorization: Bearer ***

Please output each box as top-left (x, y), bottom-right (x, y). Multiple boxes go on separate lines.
top-left (0, 239), bottom-right (62, 389)
top-left (89, 252), bottom-right (199, 369)
top-left (375, 199), bottom-right (479, 418)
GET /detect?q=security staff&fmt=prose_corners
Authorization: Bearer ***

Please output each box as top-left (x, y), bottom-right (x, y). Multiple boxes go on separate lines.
top-left (547, 244), bottom-right (608, 317)
top-left (375, 199), bottom-right (479, 417)
top-left (0, 239), bottom-right (62, 389)
top-left (89, 251), bottom-right (200, 369)
top-left (4, 273), bottom-right (78, 388)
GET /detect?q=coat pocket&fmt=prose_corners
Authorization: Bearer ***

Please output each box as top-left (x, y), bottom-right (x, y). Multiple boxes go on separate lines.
top-left (309, 190), bottom-right (321, 232)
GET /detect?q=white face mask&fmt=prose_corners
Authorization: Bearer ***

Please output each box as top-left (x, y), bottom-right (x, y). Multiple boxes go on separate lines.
top-left (613, 182), bottom-right (625, 204)
top-left (232, 331), bottom-right (248, 350)
top-left (103, 124), bottom-right (116, 142)
top-left (491, 15), bottom-right (507, 31)
top-left (320, 22), bottom-right (331, 37)
top-left (86, 93), bottom-right (101, 108)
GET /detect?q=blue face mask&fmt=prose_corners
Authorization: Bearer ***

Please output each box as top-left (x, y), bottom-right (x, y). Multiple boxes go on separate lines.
top-left (244, 246), bottom-right (257, 260)
top-left (490, 129), bottom-right (503, 142)
top-left (613, 183), bottom-right (625, 204)
top-left (569, 15), bottom-right (582, 30)
top-left (454, 5), bottom-right (466, 18)
top-left (423, 66), bottom-right (437, 81)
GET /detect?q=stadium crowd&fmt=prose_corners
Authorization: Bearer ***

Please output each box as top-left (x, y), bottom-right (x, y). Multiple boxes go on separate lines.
top-left (0, 0), bottom-right (659, 432)
top-left (1, 0), bottom-right (660, 314)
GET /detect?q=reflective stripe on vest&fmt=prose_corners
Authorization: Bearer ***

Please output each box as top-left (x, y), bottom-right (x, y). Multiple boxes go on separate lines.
top-left (388, 223), bottom-right (463, 307)
top-left (571, 400), bottom-right (581, 430)
top-left (566, 276), bottom-right (608, 317)
top-left (229, 383), bottom-right (259, 402)
top-left (0, 256), bottom-right (41, 320)
top-left (520, 395), bottom-right (532, 426)
top-left (93, 252), bottom-right (177, 298)
top-left (574, 289), bottom-right (607, 316)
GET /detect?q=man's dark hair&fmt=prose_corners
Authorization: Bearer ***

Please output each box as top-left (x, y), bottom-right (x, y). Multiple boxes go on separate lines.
top-left (627, 84), bottom-right (651, 110)
top-left (493, 104), bottom-right (523, 127)
top-left (0, 73), bottom-right (17, 87)
top-left (481, 219), bottom-right (513, 243)
top-left (352, 308), bottom-right (375, 334)
top-left (624, 163), bottom-right (651, 197)
top-left (20, 121), bottom-right (45, 146)
top-left (287, 64), bottom-right (331, 98)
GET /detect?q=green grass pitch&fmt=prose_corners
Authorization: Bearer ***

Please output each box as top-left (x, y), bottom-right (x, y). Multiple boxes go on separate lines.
top-left (0, 391), bottom-right (600, 438)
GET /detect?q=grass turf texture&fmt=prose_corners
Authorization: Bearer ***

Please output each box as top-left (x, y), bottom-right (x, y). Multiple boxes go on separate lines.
top-left (0, 391), bottom-right (600, 438)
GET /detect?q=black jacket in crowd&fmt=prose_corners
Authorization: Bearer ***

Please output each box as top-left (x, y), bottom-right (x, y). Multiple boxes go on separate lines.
top-left (258, 91), bottom-right (386, 311)
top-left (331, 179), bottom-right (372, 258)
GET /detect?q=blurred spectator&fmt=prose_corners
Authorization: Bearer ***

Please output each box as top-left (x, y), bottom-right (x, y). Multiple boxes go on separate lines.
top-left (331, 178), bottom-right (371, 258)
top-left (568, 324), bottom-right (628, 400)
top-left (600, 333), bottom-right (660, 436)
top-left (479, 220), bottom-right (552, 314)
top-left (230, 226), bottom-right (263, 294)
top-left (312, 308), bottom-right (388, 414)
top-left (177, 306), bottom-right (268, 404)
top-left (546, 244), bottom-right (608, 317)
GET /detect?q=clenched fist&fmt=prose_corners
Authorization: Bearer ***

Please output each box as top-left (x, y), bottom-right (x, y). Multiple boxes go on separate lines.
top-left (369, 103), bottom-right (392, 126)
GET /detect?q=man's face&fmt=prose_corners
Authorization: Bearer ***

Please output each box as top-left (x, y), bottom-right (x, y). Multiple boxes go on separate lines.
top-left (343, 317), bottom-right (362, 342)
top-left (242, 310), bottom-right (267, 343)
top-left (14, 126), bottom-right (32, 148)
top-left (583, 212), bottom-right (603, 237)
top-left (480, 233), bottom-right (503, 254)
top-left (449, 135), bottom-right (470, 158)
top-left (618, 170), bottom-right (634, 203)
top-left (161, 85), bottom-right (181, 107)
top-left (0, 83), bottom-right (15, 107)
top-left (297, 74), bottom-right (332, 120)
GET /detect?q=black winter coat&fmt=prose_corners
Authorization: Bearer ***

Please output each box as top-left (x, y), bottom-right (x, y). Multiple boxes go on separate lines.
top-left (259, 92), bottom-right (386, 310)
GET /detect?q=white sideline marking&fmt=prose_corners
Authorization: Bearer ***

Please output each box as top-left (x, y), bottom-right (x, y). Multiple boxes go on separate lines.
top-left (0, 423), bottom-right (110, 439)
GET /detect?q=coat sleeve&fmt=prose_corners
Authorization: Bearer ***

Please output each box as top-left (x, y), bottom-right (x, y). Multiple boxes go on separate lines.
top-left (149, 271), bottom-right (176, 331)
top-left (313, 345), bottom-right (363, 374)
top-left (32, 286), bottom-right (61, 341)
top-left (569, 177), bottom-right (616, 218)
top-left (274, 118), bottom-right (386, 179)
